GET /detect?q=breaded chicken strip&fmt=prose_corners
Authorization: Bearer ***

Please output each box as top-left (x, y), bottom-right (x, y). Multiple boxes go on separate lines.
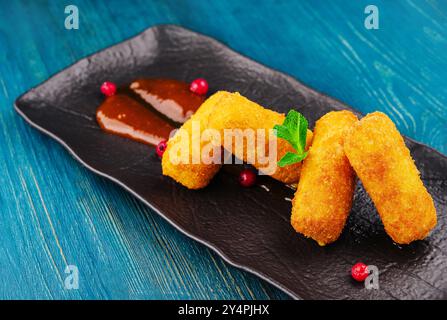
top-left (344, 112), bottom-right (437, 244)
top-left (207, 92), bottom-right (313, 184)
top-left (162, 92), bottom-right (226, 189)
top-left (291, 111), bottom-right (358, 246)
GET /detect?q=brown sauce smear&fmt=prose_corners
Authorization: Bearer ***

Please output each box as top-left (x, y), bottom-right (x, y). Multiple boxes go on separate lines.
top-left (130, 79), bottom-right (205, 123)
top-left (97, 95), bottom-right (174, 146)
top-left (96, 79), bottom-right (205, 146)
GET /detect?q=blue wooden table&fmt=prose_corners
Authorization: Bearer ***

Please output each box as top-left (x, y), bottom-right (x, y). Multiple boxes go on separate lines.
top-left (0, 0), bottom-right (446, 299)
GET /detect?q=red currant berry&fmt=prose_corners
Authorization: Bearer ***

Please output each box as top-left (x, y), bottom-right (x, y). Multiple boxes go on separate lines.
top-left (239, 169), bottom-right (257, 187)
top-left (100, 81), bottom-right (117, 97)
top-left (351, 262), bottom-right (369, 282)
top-left (156, 140), bottom-right (167, 158)
top-left (189, 78), bottom-right (208, 95)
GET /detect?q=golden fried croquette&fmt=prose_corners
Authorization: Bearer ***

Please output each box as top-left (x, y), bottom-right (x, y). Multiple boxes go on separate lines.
top-left (207, 92), bottom-right (313, 184)
top-left (291, 111), bottom-right (358, 246)
top-left (163, 91), bottom-right (312, 188)
top-left (162, 92), bottom-right (226, 189)
top-left (344, 112), bottom-right (437, 244)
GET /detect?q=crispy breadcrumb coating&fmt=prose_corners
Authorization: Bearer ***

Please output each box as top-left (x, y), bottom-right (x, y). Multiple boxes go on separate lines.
top-left (162, 92), bottom-right (226, 189)
top-left (291, 111), bottom-right (358, 246)
top-left (344, 112), bottom-right (437, 244)
top-left (163, 91), bottom-right (313, 188)
top-left (207, 92), bottom-right (313, 184)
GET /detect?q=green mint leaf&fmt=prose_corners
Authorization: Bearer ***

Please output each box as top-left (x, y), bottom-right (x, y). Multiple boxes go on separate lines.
top-left (274, 109), bottom-right (309, 168)
top-left (277, 151), bottom-right (308, 167)
top-left (297, 113), bottom-right (308, 154)
top-left (282, 110), bottom-right (308, 153)
top-left (284, 110), bottom-right (300, 151)
top-left (273, 125), bottom-right (294, 148)
top-left (283, 110), bottom-right (299, 132)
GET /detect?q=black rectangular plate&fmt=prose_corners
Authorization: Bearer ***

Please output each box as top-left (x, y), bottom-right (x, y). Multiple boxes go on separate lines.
top-left (15, 25), bottom-right (447, 300)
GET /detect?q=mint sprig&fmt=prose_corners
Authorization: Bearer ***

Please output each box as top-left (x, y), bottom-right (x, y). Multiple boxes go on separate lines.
top-left (274, 110), bottom-right (309, 167)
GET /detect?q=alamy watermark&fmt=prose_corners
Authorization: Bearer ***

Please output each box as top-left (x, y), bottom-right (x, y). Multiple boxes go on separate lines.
top-left (64, 264), bottom-right (79, 290)
top-left (364, 5), bottom-right (379, 30)
top-left (65, 5), bottom-right (79, 30)
top-left (167, 121), bottom-right (279, 175)
top-left (365, 265), bottom-right (379, 290)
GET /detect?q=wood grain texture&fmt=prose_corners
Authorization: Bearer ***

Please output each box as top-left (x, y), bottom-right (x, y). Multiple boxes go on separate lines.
top-left (0, 0), bottom-right (446, 299)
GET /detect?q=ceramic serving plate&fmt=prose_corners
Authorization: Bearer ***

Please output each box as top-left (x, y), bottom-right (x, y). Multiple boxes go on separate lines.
top-left (15, 25), bottom-right (447, 300)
